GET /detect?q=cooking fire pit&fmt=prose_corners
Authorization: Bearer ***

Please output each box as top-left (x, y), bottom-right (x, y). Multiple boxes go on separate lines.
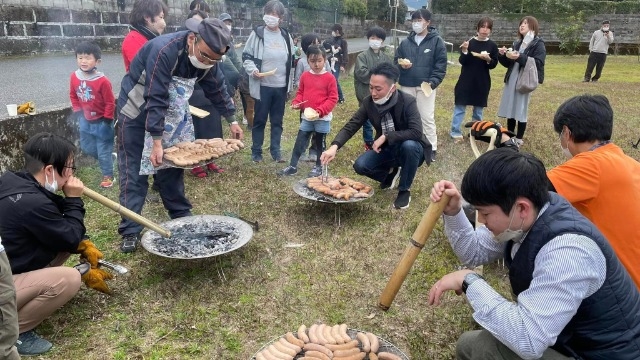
top-left (141, 215), bottom-right (253, 259)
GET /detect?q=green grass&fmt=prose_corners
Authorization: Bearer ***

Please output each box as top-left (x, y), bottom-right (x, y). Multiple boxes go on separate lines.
top-left (43, 55), bottom-right (640, 359)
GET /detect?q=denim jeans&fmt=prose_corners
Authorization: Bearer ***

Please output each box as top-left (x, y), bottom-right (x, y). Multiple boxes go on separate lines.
top-left (78, 115), bottom-right (114, 177)
top-left (353, 140), bottom-right (424, 191)
top-left (450, 104), bottom-right (483, 137)
top-left (332, 69), bottom-right (344, 101)
top-left (116, 114), bottom-right (192, 236)
top-left (362, 120), bottom-right (374, 144)
top-left (252, 86), bottom-right (287, 161)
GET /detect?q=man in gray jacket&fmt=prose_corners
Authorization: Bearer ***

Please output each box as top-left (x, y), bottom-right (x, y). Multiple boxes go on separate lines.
top-left (582, 20), bottom-right (614, 82)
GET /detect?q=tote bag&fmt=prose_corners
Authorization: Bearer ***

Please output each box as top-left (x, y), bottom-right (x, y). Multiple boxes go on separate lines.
top-left (516, 56), bottom-right (538, 94)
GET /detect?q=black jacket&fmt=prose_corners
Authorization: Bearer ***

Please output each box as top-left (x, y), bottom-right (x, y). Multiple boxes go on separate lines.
top-left (498, 37), bottom-right (546, 84)
top-left (394, 27), bottom-right (448, 88)
top-left (331, 91), bottom-right (433, 164)
top-left (0, 172), bottom-right (85, 274)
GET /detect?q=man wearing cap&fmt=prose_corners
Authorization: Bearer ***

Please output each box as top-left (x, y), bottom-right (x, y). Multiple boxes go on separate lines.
top-left (582, 20), bottom-right (614, 82)
top-left (116, 17), bottom-right (243, 253)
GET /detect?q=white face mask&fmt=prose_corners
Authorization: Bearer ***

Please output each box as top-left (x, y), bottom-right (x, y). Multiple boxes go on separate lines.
top-left (373, 85), bottom-right (395, 105)
top-left (602, 26), bottom-right (609, 32)
top-left (44, 172), bottom-right (58, 193)
top-left (559, 130), bottom-right (572, 159)
top-left (493, 207), bottom-right (525, 243)
top-left (412, 22), bottom-right (425, 34)
top-left (226, 25), bottom-right (232, 32)
top-left (369, 39), bottom-right (382, 50)
top-left (263, 14), bottom-right (279, 28)
top-left (189, 41), bottom-right (214, 69)
top-left (331, 31), bottom-right (337, 37)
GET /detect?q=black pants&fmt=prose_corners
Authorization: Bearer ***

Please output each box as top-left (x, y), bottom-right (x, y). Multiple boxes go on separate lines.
top-left (116, 114), bottom-right (192, 236)
top-left (584, 52), bottom-right (607, 81)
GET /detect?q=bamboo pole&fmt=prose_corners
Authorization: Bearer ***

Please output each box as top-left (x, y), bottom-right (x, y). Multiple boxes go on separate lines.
top-left (83, 187), bottom-right (171, 238)
top-left (378, 194), bottom-right (450, 310)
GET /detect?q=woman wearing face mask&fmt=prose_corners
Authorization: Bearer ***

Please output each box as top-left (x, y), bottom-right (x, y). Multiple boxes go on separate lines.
top-left (324, 24), bottom-right (348, 104)
top-left (121, 0), bottom-right (168, 72)
top-left (449, 17), bottom-right (498, 141)
top-left (395, 9), bottom-right (448, 161)
top-left (354, 26), bottom-right (392, 151)
top-left (497, 16), bottom-right (546, 147)
top-left (242, 0), bottom-right (295, 163)
top-left (0, 133), bottom-right (112, 356)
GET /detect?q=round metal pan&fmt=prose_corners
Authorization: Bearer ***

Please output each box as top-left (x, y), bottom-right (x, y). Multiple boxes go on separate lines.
top-left (250, 327), bottom-right (409, 360)
top-left (141, 215), bottom-right (253, 259)
top-left (293, 179), bottom-right (374, 204)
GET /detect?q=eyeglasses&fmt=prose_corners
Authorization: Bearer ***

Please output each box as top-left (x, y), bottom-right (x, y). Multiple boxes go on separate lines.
top-left (195, 39), bottom-right (222, 64)
top-left (64, 165), bottom-right (77, 173)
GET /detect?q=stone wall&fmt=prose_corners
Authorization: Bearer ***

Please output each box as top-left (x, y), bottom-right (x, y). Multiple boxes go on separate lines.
top-left (3, 0), bottom-right (636, 56)
top-left (0, 107), bottom-right (76, 172)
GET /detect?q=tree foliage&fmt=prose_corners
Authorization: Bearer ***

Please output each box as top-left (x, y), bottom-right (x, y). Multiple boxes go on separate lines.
top-left (367, 0), bottom-right (408, 21)
top-left (343, 0), bottom-right (368, 21)
top-left (556, 11), bottom-right (586, 55)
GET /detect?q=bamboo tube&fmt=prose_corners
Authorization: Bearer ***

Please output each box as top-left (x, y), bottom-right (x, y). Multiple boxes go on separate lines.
top-left (83, 187), bottom-right (171, 238)
top-left (378, 194), bottom-right (450, 310)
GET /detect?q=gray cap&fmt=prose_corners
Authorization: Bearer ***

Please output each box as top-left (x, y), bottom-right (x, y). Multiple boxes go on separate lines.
top-left (219, 13), bottom-right (233, 23)
top-left (185, 17), bottom-right (231, 54)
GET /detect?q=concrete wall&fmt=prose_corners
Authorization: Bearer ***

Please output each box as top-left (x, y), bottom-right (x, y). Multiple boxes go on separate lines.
top-left (0, 107), bottom-right (77, 172)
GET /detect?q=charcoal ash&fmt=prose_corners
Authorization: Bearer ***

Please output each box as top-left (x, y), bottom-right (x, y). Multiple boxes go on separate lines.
top-left (142, 216), bottom-right (252, 259)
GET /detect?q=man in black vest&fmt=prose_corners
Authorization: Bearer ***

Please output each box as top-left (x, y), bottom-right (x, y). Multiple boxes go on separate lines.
top-left (428, 148), bottom-right (640, 359)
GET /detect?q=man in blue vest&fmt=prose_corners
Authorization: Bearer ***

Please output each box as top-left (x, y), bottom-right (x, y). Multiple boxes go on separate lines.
top-left (429, 148), bottom-right (640, 359)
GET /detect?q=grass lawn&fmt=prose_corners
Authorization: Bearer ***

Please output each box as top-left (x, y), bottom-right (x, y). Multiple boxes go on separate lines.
top-left (41, 54), bottom-right (640, 359)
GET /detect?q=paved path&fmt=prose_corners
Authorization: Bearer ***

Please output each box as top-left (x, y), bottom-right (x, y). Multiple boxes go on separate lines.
top-left (0, 36), bottom-right (404, 119)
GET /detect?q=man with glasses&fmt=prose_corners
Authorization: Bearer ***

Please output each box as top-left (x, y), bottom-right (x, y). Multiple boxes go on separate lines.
top-left (0, 133), bottom-right (111, 356)
top-left (116, 18), bottom-right (243, 253)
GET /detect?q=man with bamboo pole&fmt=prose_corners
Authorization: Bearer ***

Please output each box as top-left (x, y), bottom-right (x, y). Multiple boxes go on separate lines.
top-left (429, 148), bottom-right (640, 359)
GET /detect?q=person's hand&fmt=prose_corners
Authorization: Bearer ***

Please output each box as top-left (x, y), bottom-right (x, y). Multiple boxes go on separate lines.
top-left (340, 66), bottom-right (345, 73)
top-left (400, 62), bottom-right (412, 69)
top-left (498, 46), bottom-right (507, 55)
top-left (77, 239), bottom-right (103, 268)
top-left (252, 70), bottom-right (265, 79)
top-left (320, 145), bottom-right (338, 165)
top-left (81, 268), bottom-right (114, 294)
top-left (465, 120), bottom-right (515, 148)
top-left (428, 269), bottom-right (475, 306)
top-left (480, 53), bottom-right (491, 62)
top-left (506, 50), bottom-right (520, 60)
top-left (372, 135), bottom-right (386, 153)
top-left (460, 40), bottom-right (469, 52)
top-left (150, 140), bottom-right (163, 167)
top-left (62, 176), bottom-right (84, 198)
top-left (291, 102), bottom-right (301, 110)
top-left (229, 123), bottom-right (244, 140)
top-left (430, 180), bottom-right (463, 216)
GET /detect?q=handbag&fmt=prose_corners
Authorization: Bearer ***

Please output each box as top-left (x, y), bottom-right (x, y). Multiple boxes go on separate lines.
top-left (516, 56), bottom-right (539, 94)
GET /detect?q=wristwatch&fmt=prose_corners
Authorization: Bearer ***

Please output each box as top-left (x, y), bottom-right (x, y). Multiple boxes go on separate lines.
top-left (462, 272), bottom-right (484, 293)
top-left (500, 137), bottom-right (519, 149)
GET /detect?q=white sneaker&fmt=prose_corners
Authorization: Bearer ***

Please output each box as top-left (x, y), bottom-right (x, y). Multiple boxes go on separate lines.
top-left (242, 116), bottom-right (248, 125)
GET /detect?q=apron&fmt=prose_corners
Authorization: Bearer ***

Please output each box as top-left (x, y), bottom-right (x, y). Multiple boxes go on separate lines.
top-left (140, 76), bottom-right (196, 175)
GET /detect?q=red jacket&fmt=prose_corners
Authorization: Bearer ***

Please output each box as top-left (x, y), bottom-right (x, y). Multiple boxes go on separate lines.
top-left (292, 71), bottom-right (338, 118)
top-left (122, 30), bottom-right (148, 72)
top-left (69, 70), bottom-right (115, 121)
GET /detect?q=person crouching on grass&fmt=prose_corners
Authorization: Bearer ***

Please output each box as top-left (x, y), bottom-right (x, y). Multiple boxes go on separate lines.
top-left (69, 41), bottom-right (116, 188)
top-left (278, 45), bottom-right (338, 177)
top-left (321, 62), bottom-right (432, 210)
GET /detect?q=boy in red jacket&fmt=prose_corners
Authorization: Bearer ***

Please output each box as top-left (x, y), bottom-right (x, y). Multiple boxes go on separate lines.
top-left (69, 41), bottom-right (116, 188)
top-left (278, 45), bottom-right (338, 177)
